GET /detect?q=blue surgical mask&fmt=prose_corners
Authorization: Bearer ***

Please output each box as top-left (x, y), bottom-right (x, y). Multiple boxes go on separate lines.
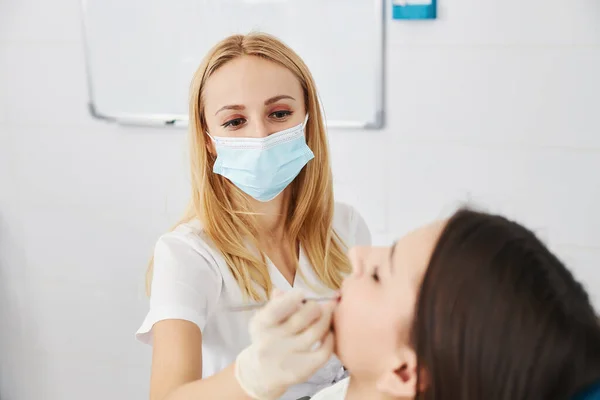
top-left (207, 115), bottom-right (314, 202)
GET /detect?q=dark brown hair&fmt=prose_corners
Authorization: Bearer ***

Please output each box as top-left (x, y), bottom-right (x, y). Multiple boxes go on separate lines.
top-left (412, 208), bottom-right (600, 400)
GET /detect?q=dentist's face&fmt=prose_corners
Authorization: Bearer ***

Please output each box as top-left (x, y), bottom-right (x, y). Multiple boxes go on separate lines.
top-left (203, 55), bottom-right (306, 139)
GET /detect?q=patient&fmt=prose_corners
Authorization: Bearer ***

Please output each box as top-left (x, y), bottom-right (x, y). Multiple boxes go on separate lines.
top-left (312, 208), bottom-right (600, 400)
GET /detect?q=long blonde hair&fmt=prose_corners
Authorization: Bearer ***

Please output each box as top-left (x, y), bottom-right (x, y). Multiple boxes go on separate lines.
top-left (146, 32), bottom-right (351, 300)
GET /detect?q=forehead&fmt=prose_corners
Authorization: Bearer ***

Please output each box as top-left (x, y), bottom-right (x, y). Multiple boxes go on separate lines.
top-left (203, 55), bottom-right (303, 112)
top-left (391, 220), bottom-right (446, 281)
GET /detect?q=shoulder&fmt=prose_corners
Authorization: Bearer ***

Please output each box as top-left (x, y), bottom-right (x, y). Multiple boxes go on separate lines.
top-left (311, 378), bottom-right (350, 400)
top-left (152, 219), bottom-right (221, 276)
top-left (155, 219), bottom-right (209, 253)
top-left (333, 202), bottom-right (372, 247)
top-left (139, 220), bottom-right (224, 343)
top-left (332, 202), bottom-right (362, 232)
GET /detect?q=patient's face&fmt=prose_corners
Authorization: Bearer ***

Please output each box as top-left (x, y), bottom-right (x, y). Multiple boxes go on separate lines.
top-left (333, 221), bottom-right (445, 380)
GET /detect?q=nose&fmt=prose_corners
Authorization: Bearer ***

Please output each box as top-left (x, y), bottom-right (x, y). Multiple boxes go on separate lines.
top-left (348, 246), bottom-right (367, 277)
top-left (340, 272), bottom-right (357, 292)
top-left (253, 118), bottom-right (269, 138)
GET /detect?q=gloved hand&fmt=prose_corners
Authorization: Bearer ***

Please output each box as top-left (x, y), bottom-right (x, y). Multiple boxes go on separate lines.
top-left (235, 288), bottom-right (336, 400)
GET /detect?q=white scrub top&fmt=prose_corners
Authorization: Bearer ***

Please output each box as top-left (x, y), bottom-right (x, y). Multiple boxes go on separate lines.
top-left (136, 202), bottom-right (371, 400)
top-left (310, 378), bottom-right (349, 400)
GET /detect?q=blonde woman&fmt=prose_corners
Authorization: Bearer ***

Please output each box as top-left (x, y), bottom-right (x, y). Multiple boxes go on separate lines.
top-left (136, 33), bottom-right (371, 400)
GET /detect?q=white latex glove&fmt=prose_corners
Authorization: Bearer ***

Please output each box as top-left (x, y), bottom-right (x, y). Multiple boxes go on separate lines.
top-left (235, 288), bottom-right (336, 400)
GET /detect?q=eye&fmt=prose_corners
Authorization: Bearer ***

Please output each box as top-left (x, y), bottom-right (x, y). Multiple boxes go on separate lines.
top-left (371, 267), bottom-right (380, 283)
top-left (270, 110), bottom-right (292, 120)
top-left (222, 118), bottom-right (246, 128)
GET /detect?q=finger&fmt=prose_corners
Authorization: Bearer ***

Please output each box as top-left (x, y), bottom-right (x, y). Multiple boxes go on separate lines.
top-left (292, 332), bottom-right (335, 384)
top-left (280, 300), bottom-right (322, 336)
top-left (254, 288), bottom-right (305, 328)
top-left (293, 301), bottom-right (335, 351)
top-left (311, 331), bottom-right (335, 367)
top-left (321, 331), bottom-right (335, 355)
top-left (312, 301), bottom-right (338, 350)
top-left (321, 300), bottom-right (338, 340)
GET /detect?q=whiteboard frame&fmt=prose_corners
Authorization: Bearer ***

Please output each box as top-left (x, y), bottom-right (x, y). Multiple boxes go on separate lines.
top-left (80, 0), bottom-right (386, 129)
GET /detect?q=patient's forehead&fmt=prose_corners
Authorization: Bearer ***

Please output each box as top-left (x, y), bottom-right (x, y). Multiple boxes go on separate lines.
top-left (391, 220), bottom-right (447, 282)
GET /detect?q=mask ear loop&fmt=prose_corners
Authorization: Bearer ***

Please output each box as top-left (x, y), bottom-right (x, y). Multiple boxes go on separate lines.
top-left (301, 114), bottom-right (311, 144)
top-left (205, 131), bottom-right (218, 144)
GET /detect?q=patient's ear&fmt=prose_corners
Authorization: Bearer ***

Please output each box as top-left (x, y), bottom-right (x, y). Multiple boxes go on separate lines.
top-left (375, 348), bottom-right (418, 397)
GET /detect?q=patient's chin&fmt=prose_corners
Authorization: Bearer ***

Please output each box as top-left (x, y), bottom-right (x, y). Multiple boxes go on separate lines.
top-left (330, 296), bottom-right (355, 362)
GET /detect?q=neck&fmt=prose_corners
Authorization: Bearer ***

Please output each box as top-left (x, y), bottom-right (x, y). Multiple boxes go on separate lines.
top-left (249, 188), bottom-right (290, 242)
top-left (345, 376), bottom-right (406, 400)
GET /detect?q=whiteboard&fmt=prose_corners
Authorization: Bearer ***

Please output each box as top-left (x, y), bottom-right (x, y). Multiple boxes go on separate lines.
top-left (81, 0), bottom-right (385, 129)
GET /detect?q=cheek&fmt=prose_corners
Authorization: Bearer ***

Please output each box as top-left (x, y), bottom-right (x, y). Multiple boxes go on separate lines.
top-left (333, 283), bottom-right (396, 373)
top-left (333, 280), bottom-right (365, 343)
top-left (394, 288), bottom-right (419, 344)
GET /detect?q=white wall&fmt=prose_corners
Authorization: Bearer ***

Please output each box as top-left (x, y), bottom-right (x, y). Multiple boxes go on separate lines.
top-left (1, 0), bottom-right (599, 399)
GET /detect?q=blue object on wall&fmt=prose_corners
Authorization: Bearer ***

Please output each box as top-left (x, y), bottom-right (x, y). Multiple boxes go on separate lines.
top-left (392, 0), bottom-right (437, 20)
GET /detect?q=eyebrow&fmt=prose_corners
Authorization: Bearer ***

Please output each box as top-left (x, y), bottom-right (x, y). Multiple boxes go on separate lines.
top-left (389, 240), bottom-right (398, 273)
top-left (214, 95), bottom-right (296, 115)
top-left (264, 94), bottom-right (295, 105)
top-left (215, 104), bottom-right (244, 115)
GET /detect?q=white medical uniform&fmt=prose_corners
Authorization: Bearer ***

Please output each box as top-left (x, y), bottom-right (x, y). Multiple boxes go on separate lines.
top-left (310, 378), bottom-right (349, 400)
top-left (136, 202), bottom-right (371, 400)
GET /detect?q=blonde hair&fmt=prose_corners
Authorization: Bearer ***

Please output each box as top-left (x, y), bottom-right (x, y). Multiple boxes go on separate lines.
top-left (146, 32), bottom-right (351, 300)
